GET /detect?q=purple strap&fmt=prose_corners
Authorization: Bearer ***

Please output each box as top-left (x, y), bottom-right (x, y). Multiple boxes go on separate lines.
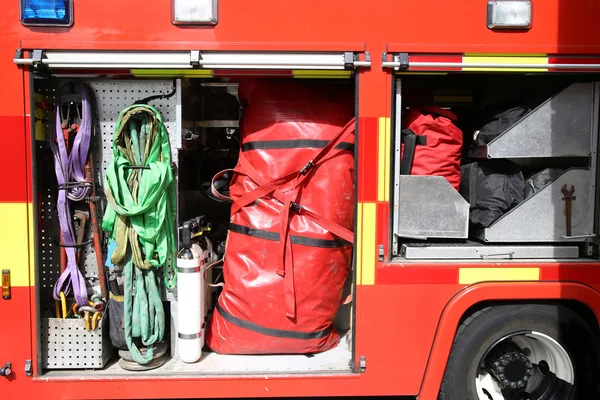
top-left (50, 83), bottom-right (93, 306)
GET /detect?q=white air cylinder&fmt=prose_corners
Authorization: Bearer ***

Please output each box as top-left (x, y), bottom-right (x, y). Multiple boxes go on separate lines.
top-left (177, 243), bottom-right (205, 363)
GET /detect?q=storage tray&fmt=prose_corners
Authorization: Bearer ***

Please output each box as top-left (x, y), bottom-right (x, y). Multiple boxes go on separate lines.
top-left (400, 242), bottom-right (580, 260)
top-left (469, 82), bottom-right (596, 159)
top-left (474, 168), bottom-right (594, 243)
top-left (396, 176), bottom-right (469, 239)
top-left (41, 310), bottom-right (113, 369)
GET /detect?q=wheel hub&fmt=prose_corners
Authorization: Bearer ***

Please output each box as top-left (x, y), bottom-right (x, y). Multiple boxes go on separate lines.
top-left (487, 349), bottom-right (533, 390)
top-left (477, 332), bottom-right (576, 400)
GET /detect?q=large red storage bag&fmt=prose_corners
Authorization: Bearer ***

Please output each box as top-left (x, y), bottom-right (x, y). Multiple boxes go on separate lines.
top-left (206, 79), bottom-right (355, 354)
top-left (401, 107), bottom-right (463, 190)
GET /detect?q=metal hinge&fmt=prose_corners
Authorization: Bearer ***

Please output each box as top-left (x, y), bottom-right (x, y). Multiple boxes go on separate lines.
top-left (382, 52), bottom-right (409, 71)
top-left (24, 360), bottom-right (32, 377)
top-left (346, 51), bottom-right (371, 69)
top-left (378, 244), bottom-right (384, 261)
top-left (359, 356), bottom-right (366, 372)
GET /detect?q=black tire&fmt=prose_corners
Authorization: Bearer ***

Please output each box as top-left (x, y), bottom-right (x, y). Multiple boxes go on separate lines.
top-left (439, 304), bottom-right (600, 400)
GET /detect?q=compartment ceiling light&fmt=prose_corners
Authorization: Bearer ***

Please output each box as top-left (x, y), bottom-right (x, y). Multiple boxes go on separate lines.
top-left (487, 0), bottom-right (532, 30)
top-left (172, 0), bottom-right (218, 25)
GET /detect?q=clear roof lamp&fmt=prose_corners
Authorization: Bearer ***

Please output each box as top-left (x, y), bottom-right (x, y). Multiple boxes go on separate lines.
top-left (487, 0), bottom-right (532, 29)
top-left (172, 0), bottom-right (218, 25)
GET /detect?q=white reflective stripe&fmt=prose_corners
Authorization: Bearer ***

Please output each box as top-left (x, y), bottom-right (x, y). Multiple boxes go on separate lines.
top-left (14, 50), bottom-right (369, 70)
top-left (198, 52), bottom-right (346, 69)
top-left (25, 51), bottom-right (192, 68)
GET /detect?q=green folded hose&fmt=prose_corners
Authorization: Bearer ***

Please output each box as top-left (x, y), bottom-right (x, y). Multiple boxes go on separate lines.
top-left (102, 104), bottom-right (177, 365)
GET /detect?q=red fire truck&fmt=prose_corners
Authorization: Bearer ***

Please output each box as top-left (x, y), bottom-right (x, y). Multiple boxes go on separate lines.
top-left (3, 1), bottom-right (600, 399)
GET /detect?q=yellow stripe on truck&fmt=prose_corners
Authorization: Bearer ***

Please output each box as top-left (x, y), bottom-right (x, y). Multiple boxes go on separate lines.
top-left (356, 203), bottom-right (363, 285)
top-left (360, 202), bottom-right (377, 285)
top-left (293, 70), bottom-right (352, 79)
top-left (459, 268), bottom-right (540, 284)
top-left (28, 202), bottom-right (35, 285)
top-left (462, 55), bottom-right (548, 72)
top-left (0, 202), bottom-right (32, 287)
top-left (131, 69), bottom-right (214, 78)
top-left (377, 117), bottom-right (391, 202)
top-left (384, 118), bottom-right (391, 202)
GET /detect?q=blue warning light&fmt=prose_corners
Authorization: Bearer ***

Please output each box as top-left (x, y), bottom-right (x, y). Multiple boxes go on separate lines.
top-left (21, 0), bottom-right (73, 27)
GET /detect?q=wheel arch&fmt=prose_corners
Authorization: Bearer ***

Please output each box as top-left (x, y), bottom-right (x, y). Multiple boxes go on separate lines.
top-left (417, 281), bottom-right (600, 400)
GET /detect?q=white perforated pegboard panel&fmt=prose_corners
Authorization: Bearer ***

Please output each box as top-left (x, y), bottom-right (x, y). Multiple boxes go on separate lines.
top-left (37, 144), bottom-right (61, 299)
top-left (83, 79), bottom-right (180, 286)
top-left (86, 80), bottom-right (181, 176)
top-left (34, 79), bottom-right (181, 299)
top-left (41, 313), bottom-right (113, 369)
top-left (35, 84), bottom-right (63, 300)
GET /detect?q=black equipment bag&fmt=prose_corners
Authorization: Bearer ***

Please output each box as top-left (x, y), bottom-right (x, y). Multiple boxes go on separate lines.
top-left (460, 160), bottom-right (526, 229)
top-left (474, 106), bottom-right (530, 145)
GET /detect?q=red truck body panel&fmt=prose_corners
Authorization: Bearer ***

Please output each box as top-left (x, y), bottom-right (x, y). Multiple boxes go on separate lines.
top-left (2, 1), bottom-right (600, 399)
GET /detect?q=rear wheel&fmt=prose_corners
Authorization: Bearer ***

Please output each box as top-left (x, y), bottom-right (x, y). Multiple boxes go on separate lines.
top-left (439, 304), bottom-right (600, 400)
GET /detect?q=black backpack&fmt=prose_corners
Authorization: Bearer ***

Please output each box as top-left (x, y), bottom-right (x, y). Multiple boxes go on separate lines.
top-left (460, 160), bottom-right (526, 229)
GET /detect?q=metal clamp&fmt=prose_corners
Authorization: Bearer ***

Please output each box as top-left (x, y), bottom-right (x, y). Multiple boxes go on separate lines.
top-left (190, 50), bottom-right (201, 67)
top-left (77, 305), bottom-right (97, 316)
top-left (349, 51), bottom-right (371, 68)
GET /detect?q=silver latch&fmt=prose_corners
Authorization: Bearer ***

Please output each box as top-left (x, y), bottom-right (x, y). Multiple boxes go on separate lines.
top-left (24, 360), bottom-right (32, 377)
top-left (190, 50), bottom-right (201, 67)
top-left (31, 50), bottom-right (44, 66)
top-left (344, 52), bottom-right (354, 69)
top-left (378, 245), bottom-right (384, 261)
top-left (359, 356), bottom-right (366, 372)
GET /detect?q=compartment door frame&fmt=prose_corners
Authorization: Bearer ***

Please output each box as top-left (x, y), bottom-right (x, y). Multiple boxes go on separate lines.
top-left (391, 78), bottom-right (402, 256)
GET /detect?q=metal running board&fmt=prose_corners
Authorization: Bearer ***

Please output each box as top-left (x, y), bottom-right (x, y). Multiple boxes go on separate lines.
top-left (400, 242), bottom-right (580, 260)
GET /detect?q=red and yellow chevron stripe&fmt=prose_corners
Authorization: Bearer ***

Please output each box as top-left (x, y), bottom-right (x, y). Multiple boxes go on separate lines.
top-left (376, 263), bottom-right (600, 285)
top-left (0, 115), bottom-right (34, 289)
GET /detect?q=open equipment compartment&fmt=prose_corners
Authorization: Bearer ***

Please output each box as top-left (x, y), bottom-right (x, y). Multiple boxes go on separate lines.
top-left (391, 74), bottom-right (600, 261)
top-left (32, 73), bottom-right (358, 377)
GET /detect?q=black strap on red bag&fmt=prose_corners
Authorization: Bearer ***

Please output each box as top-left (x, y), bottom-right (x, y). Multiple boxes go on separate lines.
top-left (400, 129), bottom-right (427, 175)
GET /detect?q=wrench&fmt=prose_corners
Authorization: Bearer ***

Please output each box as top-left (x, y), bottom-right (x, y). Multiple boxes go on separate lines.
top-left (561, 184), bottom-right (576, 237)
top-left (73, 209), bottom-right (89, 263)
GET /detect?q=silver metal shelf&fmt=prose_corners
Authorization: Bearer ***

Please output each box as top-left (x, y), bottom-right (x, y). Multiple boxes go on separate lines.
top-left (469, 82), bottom-right (597, 159)
top-left (396, 176), bottom-right (470, 240)
top-left (474, 168), bottom-right (594, 243)
top-left (400, 242), bottom-right (579, 260)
